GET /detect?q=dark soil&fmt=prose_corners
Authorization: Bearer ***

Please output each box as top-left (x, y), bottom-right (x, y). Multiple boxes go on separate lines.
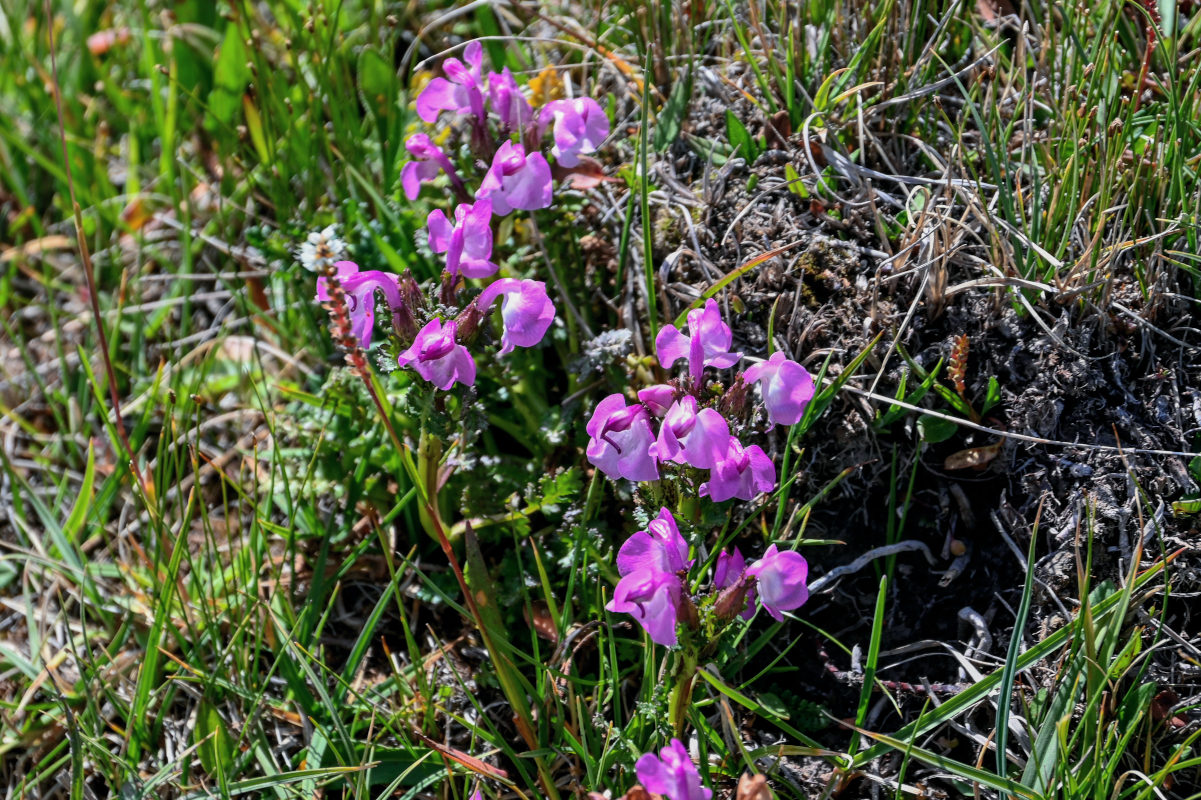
top-left (589, 70), bottom-right (1201, 797)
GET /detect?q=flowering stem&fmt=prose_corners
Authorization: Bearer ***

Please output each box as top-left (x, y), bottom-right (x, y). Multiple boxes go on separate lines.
top-left (416, 427), bottom-right (449, 545)
top-left (677, 493), bottom-right (700, 525)
top-left (668, 647), bottom-right (699, 737)
top-left (362, 398), bottom-right (560, 800)
top-left (319, 265), bottom-right (371, 377)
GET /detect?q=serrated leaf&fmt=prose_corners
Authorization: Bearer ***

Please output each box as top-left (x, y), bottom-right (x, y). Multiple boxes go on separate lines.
top-left (534, 467), bottom-right (581, 512)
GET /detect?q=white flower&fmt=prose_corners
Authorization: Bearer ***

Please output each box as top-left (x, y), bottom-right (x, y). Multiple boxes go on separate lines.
top-left (297, 225), bottom-right (347, 272)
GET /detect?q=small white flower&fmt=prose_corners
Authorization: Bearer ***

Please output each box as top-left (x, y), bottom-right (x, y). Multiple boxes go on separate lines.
top-left (297, 225), bottom-right (347, 272)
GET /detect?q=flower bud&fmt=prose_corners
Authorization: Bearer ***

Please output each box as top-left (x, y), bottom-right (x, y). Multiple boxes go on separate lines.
top-left (393, 298), bottom-right (419, 341)
top-left (454, 300), bottom-right (485, 346)
top-left (675, 588), bottom-right (700, 632)
top-left (399, 269), bottom-right (424, 311)
top-left (439, 270), bottom-right (460, 305)
top-left (712, 574), bottom-right (754, 623)
top-left (720, 373), bottom-right (751, 418)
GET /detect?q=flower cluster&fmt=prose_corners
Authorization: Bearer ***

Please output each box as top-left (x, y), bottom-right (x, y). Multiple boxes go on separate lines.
top-left (308, 42), bottom-right (611, 391)
top-left (586, 300), bottom-right (815, 501)
top-left (402, 41), bottom-right (610, 216)
top-left (605, 508), bottom-right (809, 646)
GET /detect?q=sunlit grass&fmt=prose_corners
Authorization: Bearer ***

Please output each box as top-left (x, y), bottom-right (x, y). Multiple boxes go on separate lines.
top-left (1, 0), bottom-right (1199, 797)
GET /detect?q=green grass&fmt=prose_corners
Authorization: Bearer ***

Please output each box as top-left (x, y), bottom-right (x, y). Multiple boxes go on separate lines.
top-left (2, 0), bottom-right (1200, 797)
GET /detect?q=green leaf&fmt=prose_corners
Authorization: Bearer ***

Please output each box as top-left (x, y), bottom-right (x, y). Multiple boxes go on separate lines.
top-left (850, 727), bottom-right (1041, 799)
top-left (756, 691), bottom-right (790, 719)
top-left (63, 443), bottom-right (95, 542)
top-left (357, 47), bottom-right (395, 120)
top-left (726, 110), bottom-right (759, 162)
top-left (917, 414), bottom-right (957, 443)
top-left (206, 23), bottom-right (250, 131)
top-left (195, 699), bottom-right (236, 778)
top-left (784, 162), bottom-right (808, 197)
top-left (653, 68), bottom-right (692, 151)
top-left (813, 68), bottom-right (848, 115)
top-left (981, 375), bottom-right (1002, 415)
top-left (1171, 496), bottom-right (1201, 515)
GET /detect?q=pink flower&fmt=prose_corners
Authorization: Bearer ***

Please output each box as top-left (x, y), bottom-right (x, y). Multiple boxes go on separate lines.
top-left (651, 396), bottom-right (731, 469)
top-left (538, 97), bottom-right (609, 167)
top-left (415, 42), bottom-right (485, 123)
top-left (586, 394), bottom-right (659, 482)
top-left (713, 547), bottom-right (756, 620)
top-left (476, 278), bottom-right (556, 354)
top-left (635, 740), bottom-right (712, 800)
top-left (743, 352), bottom-right (815, 428)
top-left (476, 141), bottom-right (553, 215)
top-left (616, 508), bottom-right (690, 577)
top-left (700, 436), bottom-right (775, 502)
top-left (315, 260), bottom-right (406, 350)
top-left (637, 384), bottom-right (676, 417)
top-left (427, 200), bottom-right (497, 279)
top-left (747, 544), bottom-right (809, 621)
top-left (401, 134), bottom-right (464, 200)
top-left (655, 299), bottom-right (742, 389)
top-left (485, 68), bottom-right (534, 130)
top-left (606, 568), bottom-right (684, 646)
top-left (396, 318), bottom-right (476, 390)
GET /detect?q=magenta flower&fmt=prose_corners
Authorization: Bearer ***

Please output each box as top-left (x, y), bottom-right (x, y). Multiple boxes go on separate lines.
top-left (476, 278), bottom-right (556, 354)
top-left (586, 394), bottom-right (659, 482)
top-left (616, 508), bottom-right (690, 577)
top-left (651, 396), bottom-right (731, 469)
top-left (427, 200), bottom-right (497, 279)
top-left (714, 547), bottom-right (756, 620)
top-left (485, 68), bottom-right (534, 130)
top-left (635, 740), bottom-right (712, 800)
top-left (655, 299), bottom-right (742, 389)
top-left (747, 544), bottom-right (810, 621)
top-left (315, 260), bottom-right (406, 350)
top-left (476, 141), bottom-right (553, 215)
top-left (396, 318), bottom-right (476, 390)
top-left (415, 41), bottom-right (485, 123)
top-left (538, 97), bottom-right (610, 167)
top-left (743, 352), bottom-right (815, 428)
top-left (637, 384), bottom-right (676, 417)
top-left (700, 436), bottom-right (776, 502)
top-left (606, 568), bottom-right (684, 646)
top-left (401, 134), bottom-right (464, 201)
top-left (714, 547), bottom-right (745, 589)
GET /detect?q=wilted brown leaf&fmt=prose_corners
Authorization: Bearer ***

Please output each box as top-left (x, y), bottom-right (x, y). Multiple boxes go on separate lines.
top-left (737, 773), bottom-right (772, 800)
top-left (943, 441), bottom-right (1001, 470)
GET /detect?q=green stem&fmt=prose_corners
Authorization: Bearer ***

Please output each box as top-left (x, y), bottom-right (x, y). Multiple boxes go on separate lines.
top-left (417, 426), bottom-right (454, 546)
top-left (668, 648), bottom-right (699, 737)
top-left (677, 492), bottom-right (700, 526)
